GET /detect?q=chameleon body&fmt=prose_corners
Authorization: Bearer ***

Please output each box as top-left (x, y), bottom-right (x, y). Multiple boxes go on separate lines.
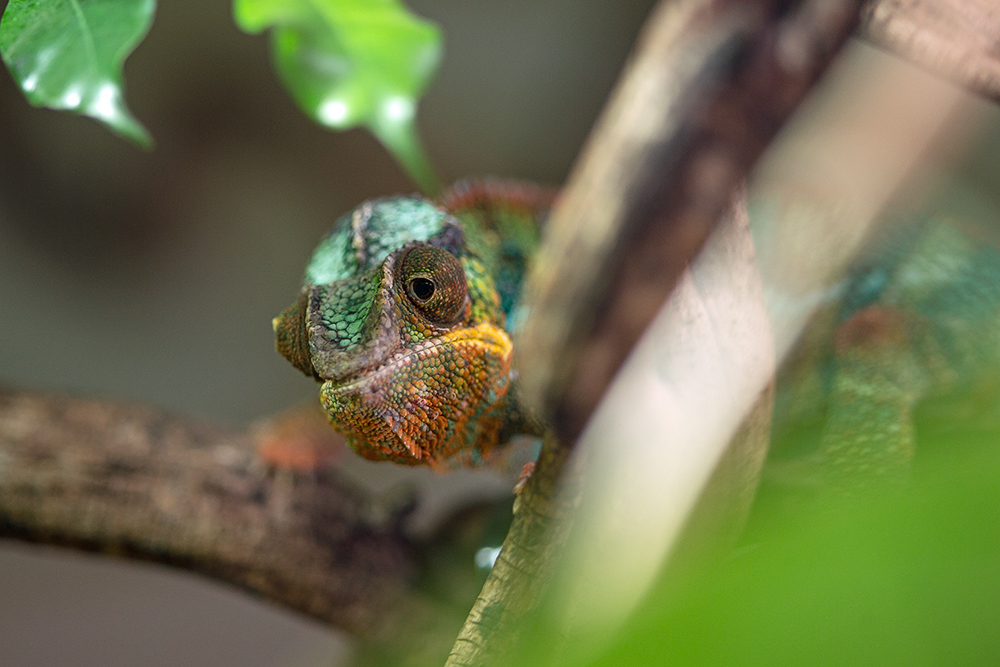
top-left (274, 182), bottom-right (551, 467)
top-left (772, 215), bottom-right (1000, 484)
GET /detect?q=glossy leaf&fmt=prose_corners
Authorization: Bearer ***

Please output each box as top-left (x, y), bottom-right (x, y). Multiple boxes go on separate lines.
top-left (0, 0), bottom-right (155, 147)
top-left (234, 0), bottom-right (441, 194)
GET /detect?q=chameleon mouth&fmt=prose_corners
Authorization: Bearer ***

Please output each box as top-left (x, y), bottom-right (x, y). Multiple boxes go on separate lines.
top-left (323, 322), bottom-right (513, 395)
top-left (318, 322), bottom-right (514, 464)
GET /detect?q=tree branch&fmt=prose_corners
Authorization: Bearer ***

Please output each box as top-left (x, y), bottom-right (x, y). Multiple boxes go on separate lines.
top-left (860, 0), bottom-right (1000, 101)
top-left (457, 5), bottom-right (998, 654)
top-left (447, 0), bottom-right (862, 663)
top-left (0, 389), bottom-right (459, 647)
top-left (517, 0), bottom-right (861, 445)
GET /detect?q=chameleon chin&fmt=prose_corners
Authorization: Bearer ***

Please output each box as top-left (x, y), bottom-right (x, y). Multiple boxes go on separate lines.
top-left (274, 181), bottom-right (551, 467)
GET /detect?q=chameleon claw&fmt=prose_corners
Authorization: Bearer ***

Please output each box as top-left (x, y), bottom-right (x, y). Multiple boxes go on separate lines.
top-left (513, 461), bottom-right (535, 494)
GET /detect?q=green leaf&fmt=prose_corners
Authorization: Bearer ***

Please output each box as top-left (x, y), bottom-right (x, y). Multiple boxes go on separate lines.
top-left (0, 0), bottom-right (155, 147)
top-left (234, 0), bottom-right (441, 194)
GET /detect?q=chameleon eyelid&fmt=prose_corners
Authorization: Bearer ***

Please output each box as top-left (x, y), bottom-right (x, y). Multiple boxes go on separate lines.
top-left (398, 244), bottom-right (467, 325)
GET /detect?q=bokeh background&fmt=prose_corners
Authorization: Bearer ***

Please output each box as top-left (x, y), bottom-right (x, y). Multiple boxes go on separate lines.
top-left (0, 0), bottom-right (657, 665)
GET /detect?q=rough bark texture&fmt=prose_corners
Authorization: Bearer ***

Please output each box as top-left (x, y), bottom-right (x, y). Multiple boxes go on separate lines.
top-left (0, 389), bottom-right (458, 647)
top-left (860, 0), bottom-right (1000, 100)
top-left (444, 437), bottom-right (576, 667)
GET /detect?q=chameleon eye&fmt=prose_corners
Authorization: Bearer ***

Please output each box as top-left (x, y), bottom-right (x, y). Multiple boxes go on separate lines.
top-left (398, 245), bottom-right (468, 325)
top-left (409, 277), bottom-right (436, 301)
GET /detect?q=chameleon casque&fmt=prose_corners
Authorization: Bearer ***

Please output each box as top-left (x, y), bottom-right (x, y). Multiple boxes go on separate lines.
top-left (273, 181), bottom-right (551, 467)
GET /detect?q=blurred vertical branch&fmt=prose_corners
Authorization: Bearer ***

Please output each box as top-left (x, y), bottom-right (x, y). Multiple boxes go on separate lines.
top-left (450, 0), bottom-right (1000, 664)
top-left (447, 0), bottom-right (863, 664)
top-left (516, 0), bottom-right (861, 442)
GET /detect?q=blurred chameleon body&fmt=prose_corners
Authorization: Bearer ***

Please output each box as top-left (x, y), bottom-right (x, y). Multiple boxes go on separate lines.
top-left (273, 182), bottom-right (550, 466)
top-left (773, 215), bottom-right (1000, 484)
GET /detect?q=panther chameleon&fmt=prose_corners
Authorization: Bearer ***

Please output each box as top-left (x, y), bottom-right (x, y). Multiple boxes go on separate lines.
top-left (273, 181), bottom-right (551, 467)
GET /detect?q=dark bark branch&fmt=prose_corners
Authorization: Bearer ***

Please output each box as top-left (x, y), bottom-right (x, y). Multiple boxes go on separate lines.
top-left (0, 389), bottom-right (458, 646)
top-left (516, 0), bottom-right (862, 446)
top-left (860, 0), bottom-right (1000, 101)
top-left (444, 437), bottom-right (576, 667)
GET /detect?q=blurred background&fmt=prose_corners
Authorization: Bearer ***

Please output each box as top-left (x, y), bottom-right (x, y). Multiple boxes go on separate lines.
top-left (4, 0), bottom-right (1000, 665)
top-left (0, 0), bottom-right (658, 665)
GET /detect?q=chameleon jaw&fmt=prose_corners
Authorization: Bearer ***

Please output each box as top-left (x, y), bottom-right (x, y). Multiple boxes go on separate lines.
top-left (318, 322), bottom-right (514, 465)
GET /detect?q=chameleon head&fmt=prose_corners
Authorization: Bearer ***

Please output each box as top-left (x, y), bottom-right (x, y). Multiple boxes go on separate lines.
top-left (273, 197), bottom-right (514, 465)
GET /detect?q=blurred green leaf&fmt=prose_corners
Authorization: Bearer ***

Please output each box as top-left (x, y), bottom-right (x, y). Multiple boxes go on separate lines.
top-left (502, 423), bottom-right (1000, 667)
top-left (575, 439), bottom-right (1000, 667)
top-left (234, 0), bottom-right (442, 194)
top-left (0, 0), bottom-right (155, 147)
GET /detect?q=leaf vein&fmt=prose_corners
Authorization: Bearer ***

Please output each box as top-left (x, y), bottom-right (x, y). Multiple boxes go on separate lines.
top-left (65, 0), bottom-right (99, 76)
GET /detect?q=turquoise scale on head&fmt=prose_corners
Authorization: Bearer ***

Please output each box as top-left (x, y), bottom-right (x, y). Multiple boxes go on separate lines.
top-left (299, 197), bottom-right (457, 379)
top-left (307, 198), bottom-right (447, 284)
